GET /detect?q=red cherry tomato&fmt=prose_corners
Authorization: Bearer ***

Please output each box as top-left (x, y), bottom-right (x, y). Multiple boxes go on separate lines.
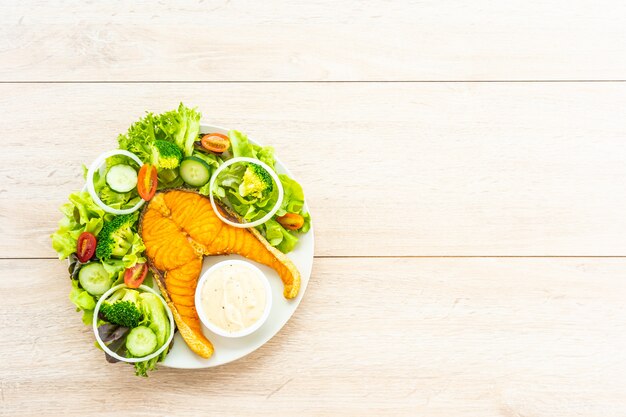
top-left (124, 263), bottom-right (148, 289)
top-left (276, 213), bottom-right (305, 230)
top-left (201, 133), bottom-right (230, 153)
top-left (76, 232), bottom-right (97, 262)
top-left (137, 164), bottom-right (158, 201)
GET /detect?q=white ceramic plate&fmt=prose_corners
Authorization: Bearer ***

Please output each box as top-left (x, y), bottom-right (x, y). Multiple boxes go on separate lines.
top-left (162, 124), bottom-right (314, 368)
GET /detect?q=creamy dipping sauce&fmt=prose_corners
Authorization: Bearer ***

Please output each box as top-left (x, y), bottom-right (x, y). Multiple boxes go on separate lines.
top-left (200, 263), bottom-right (267, 333)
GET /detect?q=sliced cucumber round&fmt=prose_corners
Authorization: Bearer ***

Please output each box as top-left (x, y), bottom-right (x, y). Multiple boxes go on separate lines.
top-left (126, 325), bottom-right (158, 357)
top-left (180, 156), bottom-right (211, 187)
top-left (78, 262), bottom-right (111, 296)
top-left (106, 164), bottom-right (138, 193)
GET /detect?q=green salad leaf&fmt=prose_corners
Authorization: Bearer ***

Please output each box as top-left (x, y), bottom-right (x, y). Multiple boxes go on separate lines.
top-left (118, 103), bottom-right (201, 164)
top-left (193, 151), bottom-right (223, 196)
top-left (117, 113), bottom-right (158, 162)
top-left (68, 279), bottom-right (96, 325)
top-left (229, 130), bottom-right (276, 167)
top-left (229, 130), bottom-right (256, 158)
top-left (156, 103), bottom-right (201, 157)
top-left (276, 174), bottom-right (305, 215)
top-left (51, 191), bottom-right (106, 260)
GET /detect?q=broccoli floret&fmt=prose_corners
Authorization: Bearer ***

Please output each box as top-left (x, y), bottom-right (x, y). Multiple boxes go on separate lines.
top-left (95, 213), bottom-right (137, 260)
top-left (151, 140), bottom-right (182, 169)
top-left (239, 164), bottom-right (274, 199)
top-left (100, 288), bottom-right (143, 328)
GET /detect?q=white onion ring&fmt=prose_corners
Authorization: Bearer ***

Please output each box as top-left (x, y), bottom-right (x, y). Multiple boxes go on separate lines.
top-left (209, 157), bottom-right (284, 228)
top-left (86, 150), bottom-right (145, 215)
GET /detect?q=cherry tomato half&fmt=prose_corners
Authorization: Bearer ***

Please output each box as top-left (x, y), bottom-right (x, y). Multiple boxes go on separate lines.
top-left (137, 164), bottom-right (158, 201)
top-left (201, 133), bottom-right (230, 154)
top-left (276, 213), bottom-right (305, 230)
top-left (124, 263), bottom-right (148, 289)
top-left (76, 232), bottom-right (97, 262)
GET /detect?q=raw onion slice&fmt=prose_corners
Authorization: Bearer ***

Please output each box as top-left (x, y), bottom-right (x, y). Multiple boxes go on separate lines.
top-left (86, 150), bottom-right (145, 215)
top-left (209, 157), bottom-right (284, 228)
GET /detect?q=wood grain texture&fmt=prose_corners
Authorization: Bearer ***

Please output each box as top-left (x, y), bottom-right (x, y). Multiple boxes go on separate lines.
top-left (1, 258), bottom-right (625, 416)
top-left (2, 1), bottom-right (626, 81)
top-left (3, 82), bottom-right (626, 257)
top-left (2, 2), bottom-right (626, 415)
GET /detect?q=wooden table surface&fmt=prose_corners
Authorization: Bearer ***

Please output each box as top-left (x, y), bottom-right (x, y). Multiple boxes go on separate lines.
top-left (2, 2), bottom-right (626, 416)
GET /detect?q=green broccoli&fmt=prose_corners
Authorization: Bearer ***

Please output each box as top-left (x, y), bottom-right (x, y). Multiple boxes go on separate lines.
top-left (238, 164), bottom-right (274, 199)
top-left (100, 288), bottom-right (143, 328)
top-left (151, 140), bottom-right (182, 169)
top-left (95, 213), bottom-right (137, 260)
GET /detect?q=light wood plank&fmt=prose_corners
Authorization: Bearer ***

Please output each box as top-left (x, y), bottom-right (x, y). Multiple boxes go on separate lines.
top-left (3, 82), bottom-right (626, 257)
top-left (2, 1), bottom-right (626, 81)
top-left (1, 258), bottom-right (625, 416)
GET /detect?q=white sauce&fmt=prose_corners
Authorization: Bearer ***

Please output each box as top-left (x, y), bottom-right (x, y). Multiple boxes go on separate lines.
top-left (200, 264), bottom-right (267, 333)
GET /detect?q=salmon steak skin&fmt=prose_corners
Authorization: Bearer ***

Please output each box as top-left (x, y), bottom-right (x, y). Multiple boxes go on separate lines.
top-left (139, 189), bottom-right (301, 359)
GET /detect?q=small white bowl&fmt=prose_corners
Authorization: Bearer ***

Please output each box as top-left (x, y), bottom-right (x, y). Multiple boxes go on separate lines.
top-left (195, 260), bottom-right (272, 338)
top-left (92, 284), bottom-right (175, 363)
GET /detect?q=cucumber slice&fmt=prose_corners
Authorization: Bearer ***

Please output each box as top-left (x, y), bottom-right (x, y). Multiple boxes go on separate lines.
top-left (106, 164), bottom-right (138, 193)
top-left (126, 325), bottom-right (158, 357)
top-left (180, 156), bottom-right (211, 187)
top-left (78, 262), bottom-right (112, 296)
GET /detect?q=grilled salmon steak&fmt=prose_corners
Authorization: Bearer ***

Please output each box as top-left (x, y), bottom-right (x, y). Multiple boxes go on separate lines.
top-left (140, 189), bottom-right (301, 358)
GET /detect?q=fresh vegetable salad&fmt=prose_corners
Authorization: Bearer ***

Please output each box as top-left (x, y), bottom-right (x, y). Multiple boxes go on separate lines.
top-left (96, 285), bottom-right (172, 375)
top-left (51, 104), bottom-right (311, 376)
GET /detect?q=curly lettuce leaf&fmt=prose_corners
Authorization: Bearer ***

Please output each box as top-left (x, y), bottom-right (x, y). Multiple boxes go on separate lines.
top-left (152, 103), bottom-right (201, 157)
top-left (118, 103), bottom-right (201, 162)
top-left (228, 130), bottom-right (275, 167)
top-left (120, 233), bottom-right (147, 268)
top-left (194, 151), bottom-right (223, 195)
top-left (203, 162), bottom-right (244, 197)
top-left (51, 232), bottom-right (77, 260)
top-left (69, 282), bottom-right (96, 311)
top-left (253, 174), bottom-right (310, 252)
top-left (51, 191), bottom-right (106, 260)
top-left (69, 279), bottom-right (96, 325)
top-left (118, 112), bottom-right (159, 162)
top-left (134, 354), bottom-right (164, 377)
top-left (229, 130), bottom-right (256, 158)
top-left (99, 186), bottom-right (141, 210)
top-left (276, 174), bottom-right (305, 216)
top-left (253, 144), bottom-right (275, 169)
top-left (260, 174), bottom-right (311, 252)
